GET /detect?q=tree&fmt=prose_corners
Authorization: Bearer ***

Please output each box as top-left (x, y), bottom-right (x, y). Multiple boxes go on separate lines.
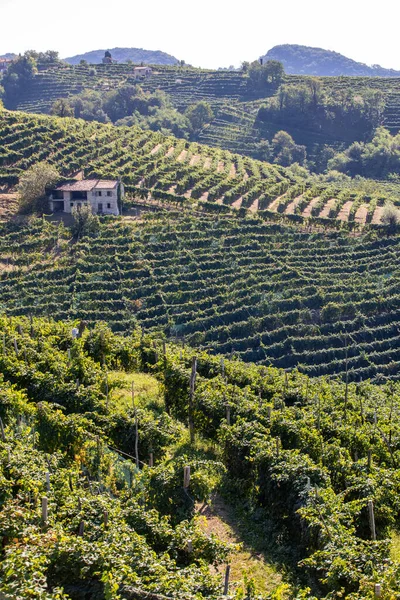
top-left (50, 98), bottom-right (74, 118)
top-left (17, 162), bottom-right (60, 214)
top-left (2, 54), bottom-right (37, 108)
top-left (71, 204), bottom-right (100, 239)
top-left (381, 201), bottom-right (400, 234)
top-left (185, 101), bottom-right (214, 133)
top-left (271, 131), bottom-right (307, 166)
top-left (264, 60), bottom-right (285, 84)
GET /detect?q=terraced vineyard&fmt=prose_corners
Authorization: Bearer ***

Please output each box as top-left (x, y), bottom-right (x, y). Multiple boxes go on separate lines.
top-left (2, 213), bottom-right (400, 382)
top-left (0, 110), bottom-right (396, 225)
top-left (9, 63), bottom-right (400, 160)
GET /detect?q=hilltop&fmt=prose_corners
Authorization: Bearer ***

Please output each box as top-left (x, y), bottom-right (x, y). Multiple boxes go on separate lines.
top-left (263, 44), bottom-right (400, 77)
top-left (64, 46), bottom-right (180, 66)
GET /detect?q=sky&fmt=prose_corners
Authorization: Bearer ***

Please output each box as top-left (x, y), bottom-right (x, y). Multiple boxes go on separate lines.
top-left (1, 0), bottom-right (400, 70)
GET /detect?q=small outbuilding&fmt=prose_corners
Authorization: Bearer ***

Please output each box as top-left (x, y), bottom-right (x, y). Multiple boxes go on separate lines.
top-left (133, 66), bottom-right (152, 79)
top-left (49, 179), bottom-right (123, 216)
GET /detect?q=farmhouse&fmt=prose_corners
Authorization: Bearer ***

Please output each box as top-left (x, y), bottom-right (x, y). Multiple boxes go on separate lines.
top-left (133, 66), bottom-right (152, 79)
top-left (49, 179), bottom-right (123, 216)
top-left (0, 58), bottom-right (12, 73)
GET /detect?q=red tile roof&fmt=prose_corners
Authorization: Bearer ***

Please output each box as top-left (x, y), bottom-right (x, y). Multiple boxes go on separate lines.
top-left (55, 180), bottom-right (97, 192)
top-left (95, 180), bottom-right (118, 189)
top-left (55, 179), bottom-right (118, 192)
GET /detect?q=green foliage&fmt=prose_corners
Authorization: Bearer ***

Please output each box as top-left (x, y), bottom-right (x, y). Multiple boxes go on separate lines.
top-left (185, 101), bottom-right (214, 133)
top-left (328, 127), bottom-right (400, 179)
top-left (71, 204), bottom-right (100, 239)
top-left (2, 53), bottom-right (38, 108)
top-left (17, 161), bottom-right (60, 214)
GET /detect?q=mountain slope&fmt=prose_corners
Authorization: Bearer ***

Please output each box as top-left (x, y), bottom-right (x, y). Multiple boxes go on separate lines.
top-left (64, 47), bottom-right (179, 66)
top-left (263, 44), bottom-right (400, 77)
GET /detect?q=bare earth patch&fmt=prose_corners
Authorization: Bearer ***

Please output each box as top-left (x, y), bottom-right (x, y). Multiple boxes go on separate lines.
top-left (372, 206), bottom-right (384, 224)
top-left (0, 193), bottom-right (18, 220)
top-left (189, 154), bottom-right (201, 166)
top-left (319, 198), bottom-right (337, 218)
top-left (150, 143), bottom-right (162, 155)
top-left (355, 204), bottom-right (368, 225)
top-left (268, 193), bottom-right (287, 212)
top-left (302, 196), bottom-right (320, 218)
top-left (249, 198), bottom-right (259, 213)
top-left (203, 157), bottom-right (212, 169)
top-left (177, 149), bottom-right (188, 162)
top-left (284, 194), bottom-right (304, 215)
top-left (337, 200), bottom-right (353, 222)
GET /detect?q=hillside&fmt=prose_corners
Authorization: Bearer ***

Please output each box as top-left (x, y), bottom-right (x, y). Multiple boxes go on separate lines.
top-left (2, 207), bottom-right (400, 381)
top-left (2, 315), bottom-right (400, 599)
top-left (263, 44), bottom-right (400, 77)
top-left (7, 61), bottom-right (400, 167)
top-left (64, 47), bottom-right (180, 66)
top-left (0, 110), bottom-right (396, 226)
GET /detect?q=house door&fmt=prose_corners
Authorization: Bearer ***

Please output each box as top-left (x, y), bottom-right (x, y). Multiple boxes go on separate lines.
top-left (98, 203), bottom-right (103, 213)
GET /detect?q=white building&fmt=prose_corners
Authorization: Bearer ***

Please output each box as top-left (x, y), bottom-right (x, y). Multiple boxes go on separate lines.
top-left (133, 66), bottom-right (152, 79)
top-left (49, 179), bottom-right (123, 216)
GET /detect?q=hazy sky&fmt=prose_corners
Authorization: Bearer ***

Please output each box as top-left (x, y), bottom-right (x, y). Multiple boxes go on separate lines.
top-left (1, 0), bottom-right (400, 69)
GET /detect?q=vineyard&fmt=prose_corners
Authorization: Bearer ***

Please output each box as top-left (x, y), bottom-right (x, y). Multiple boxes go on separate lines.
top-left (7, 62), bottom-right (400, 161)
top-left (0, 110), bottom-right (396, 225)
top-left (2, 213), bottom-right (400, 381)
top-left (2, 315), bottom-right (400, 599)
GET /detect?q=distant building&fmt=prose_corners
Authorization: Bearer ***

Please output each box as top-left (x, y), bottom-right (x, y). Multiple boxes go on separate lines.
top-left (133, 66), bottom-right (152, 79)
top-left (49, 179), bottom-right (123, 216)
top-left (0, 58), bottom-right (12, 73)
top-left (102, 51), bottom-right (117, 65)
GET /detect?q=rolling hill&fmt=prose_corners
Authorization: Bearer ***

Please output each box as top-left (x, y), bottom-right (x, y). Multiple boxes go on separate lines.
top-left (0, 109), bottom-right (396, 226)
top-left (7, 61), bottom-right (400, 166)
top-left (64, 47), bottom-right (180, 66)
top-left (1, 110), bottom-right (400, 382)
top-left (263, 44), bottom-right (400, 77)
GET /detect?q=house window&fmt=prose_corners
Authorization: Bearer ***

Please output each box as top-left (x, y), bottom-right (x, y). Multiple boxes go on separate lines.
top-left (70, 203), bottom-right (73, 207)
top-left (107, 191), bottom-right (112, 197)
top-left (97, 191), bottom-right (102, 197)
top-left (107, 203), bottom-right (111, 209)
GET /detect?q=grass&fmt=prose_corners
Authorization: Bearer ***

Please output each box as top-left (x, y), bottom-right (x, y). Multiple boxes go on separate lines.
top-left (390, 531), bottom-right (400, 563)
top-left (108, 370), bottom-right (161, 412)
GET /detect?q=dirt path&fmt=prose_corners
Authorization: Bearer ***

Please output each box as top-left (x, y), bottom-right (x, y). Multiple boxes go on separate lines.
top-left (196, 496), bottom-right (282, 596)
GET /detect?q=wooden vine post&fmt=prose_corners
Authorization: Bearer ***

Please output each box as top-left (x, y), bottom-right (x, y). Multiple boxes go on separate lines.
top-left (189, 356), bottom-right (197, 444)
top-left (41, 496), bottom-right (48, 523)
top-left (0, 417), bottom-right (6, 442)
top-left (223, 564), bottom-right (231, 595)
top-left (131, 382), bottom-right (139, 469)
top-left (368, 499), bottom-right (376, 541)
top-left (183, 466), bottom-right (191, 489)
